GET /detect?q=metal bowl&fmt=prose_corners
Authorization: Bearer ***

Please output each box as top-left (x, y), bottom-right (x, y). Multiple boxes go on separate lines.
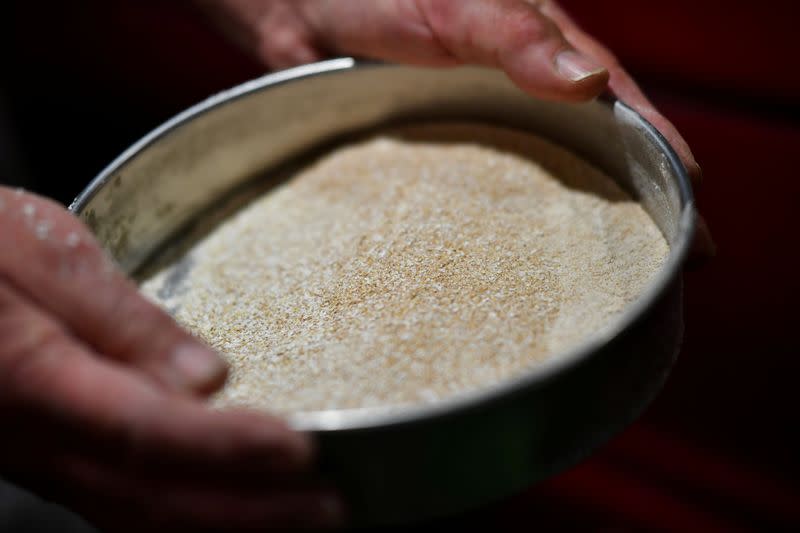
top-left (70, 58), bottom-right (695, 526)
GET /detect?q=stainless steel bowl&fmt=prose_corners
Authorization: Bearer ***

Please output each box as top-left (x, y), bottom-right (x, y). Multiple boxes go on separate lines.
top-left (70, 58), bottom-right (695, 526)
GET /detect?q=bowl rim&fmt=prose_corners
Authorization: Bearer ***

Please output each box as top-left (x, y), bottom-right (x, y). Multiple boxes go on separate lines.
top-left (70, 57), bottom-right (695, 433)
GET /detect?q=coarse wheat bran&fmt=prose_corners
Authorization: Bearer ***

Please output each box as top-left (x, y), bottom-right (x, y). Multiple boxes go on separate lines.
top-left (141, 122), bottom-right (669, 414)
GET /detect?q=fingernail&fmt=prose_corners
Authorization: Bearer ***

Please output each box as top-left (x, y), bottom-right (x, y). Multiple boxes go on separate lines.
top-left (170, 343), bottom-right (227, 389)
top-left (556, 50), bottom-right (606, 82)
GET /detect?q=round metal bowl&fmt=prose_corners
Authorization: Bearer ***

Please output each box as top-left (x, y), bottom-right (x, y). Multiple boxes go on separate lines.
top-left (70, 58), bottom-right (695, 526)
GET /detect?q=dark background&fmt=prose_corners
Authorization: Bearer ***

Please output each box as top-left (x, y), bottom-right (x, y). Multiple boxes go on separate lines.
top-left (2, 0), bottom-right (798, 530)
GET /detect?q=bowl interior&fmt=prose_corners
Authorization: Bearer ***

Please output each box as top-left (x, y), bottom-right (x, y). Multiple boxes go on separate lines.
top-left (70, 59), bottom-right (694, 432)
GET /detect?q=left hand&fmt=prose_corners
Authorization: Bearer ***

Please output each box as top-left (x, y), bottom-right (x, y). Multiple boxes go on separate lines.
top-left (0, 188), bottom-right (342, 532)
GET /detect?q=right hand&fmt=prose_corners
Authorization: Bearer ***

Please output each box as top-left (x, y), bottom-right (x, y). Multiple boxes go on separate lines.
top-left (199, 0), bottom-right (713, 262)
top-left (0, 186), bottom-right (343, 531)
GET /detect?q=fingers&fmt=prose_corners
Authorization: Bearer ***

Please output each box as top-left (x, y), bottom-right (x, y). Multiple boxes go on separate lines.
top-left (418, 0), bottom-right (609, 100)
top-left (533, 2), bottom-right (713, 263)
top-left (2, 314), bottom-right (312, 479)
top-left (0, 188), bottom-right (227, 395)
top-left (250, 0), bottom-right (324, 68)
top-left (60, 457), bottom-right (344, 532)
top-left (301, 0), bottom-right (608, 101)
top-left (536, 1), bottom-right (702, 183)
top-left (0, 276), bottom-right (338, 531)
top-left (299, 0), bottom-right (460, 67)
top-left (197, 0), bottom-right (324, 69)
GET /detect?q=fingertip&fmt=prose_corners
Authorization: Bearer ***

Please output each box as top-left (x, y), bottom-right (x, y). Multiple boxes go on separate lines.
top-left (687, 160), bottom-right (703, 187)
top-left (278, 425), bottom-right (316, 472)
top-left (227, 408), bottom-right (316, 472)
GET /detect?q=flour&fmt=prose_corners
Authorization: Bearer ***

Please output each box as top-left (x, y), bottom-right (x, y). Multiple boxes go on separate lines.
top-left (141, 122), bottom-right (669, 413)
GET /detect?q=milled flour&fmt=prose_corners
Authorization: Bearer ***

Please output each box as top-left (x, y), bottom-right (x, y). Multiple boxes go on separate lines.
top-left (140, 123), bottom-right (669, 413)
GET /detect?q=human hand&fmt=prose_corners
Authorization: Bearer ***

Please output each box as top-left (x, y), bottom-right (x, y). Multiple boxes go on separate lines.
top-left (0, 187), bottom-right (343, 531)
top-left (198, 0), bottom-right (713, 258)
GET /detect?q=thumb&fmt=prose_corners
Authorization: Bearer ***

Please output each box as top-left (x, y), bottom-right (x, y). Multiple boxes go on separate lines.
top-left (0, 188), bottom-right (228, 396)
top-left (535, 0), bottom-right (703, 183)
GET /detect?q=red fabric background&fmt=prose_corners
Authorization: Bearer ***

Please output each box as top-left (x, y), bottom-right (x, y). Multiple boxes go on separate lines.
top-left (8, 1), bottom-right (800, 529)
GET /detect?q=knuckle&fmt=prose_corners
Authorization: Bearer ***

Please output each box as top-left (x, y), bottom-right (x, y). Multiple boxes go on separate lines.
top-left (104, 288), bottom-right (175, 357)
top-left (0, 310), bottom-right (68, 403)
top-left (504, 9), bottom-right (555, 49)
top-left (422, 0), bottom-right (561, 62)
top-left (0, 286), bottom-right (62, 360)
top-left (416, 0), bottom-right (457, 22)
top-left (0, 188), bottom-right (105, 282)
